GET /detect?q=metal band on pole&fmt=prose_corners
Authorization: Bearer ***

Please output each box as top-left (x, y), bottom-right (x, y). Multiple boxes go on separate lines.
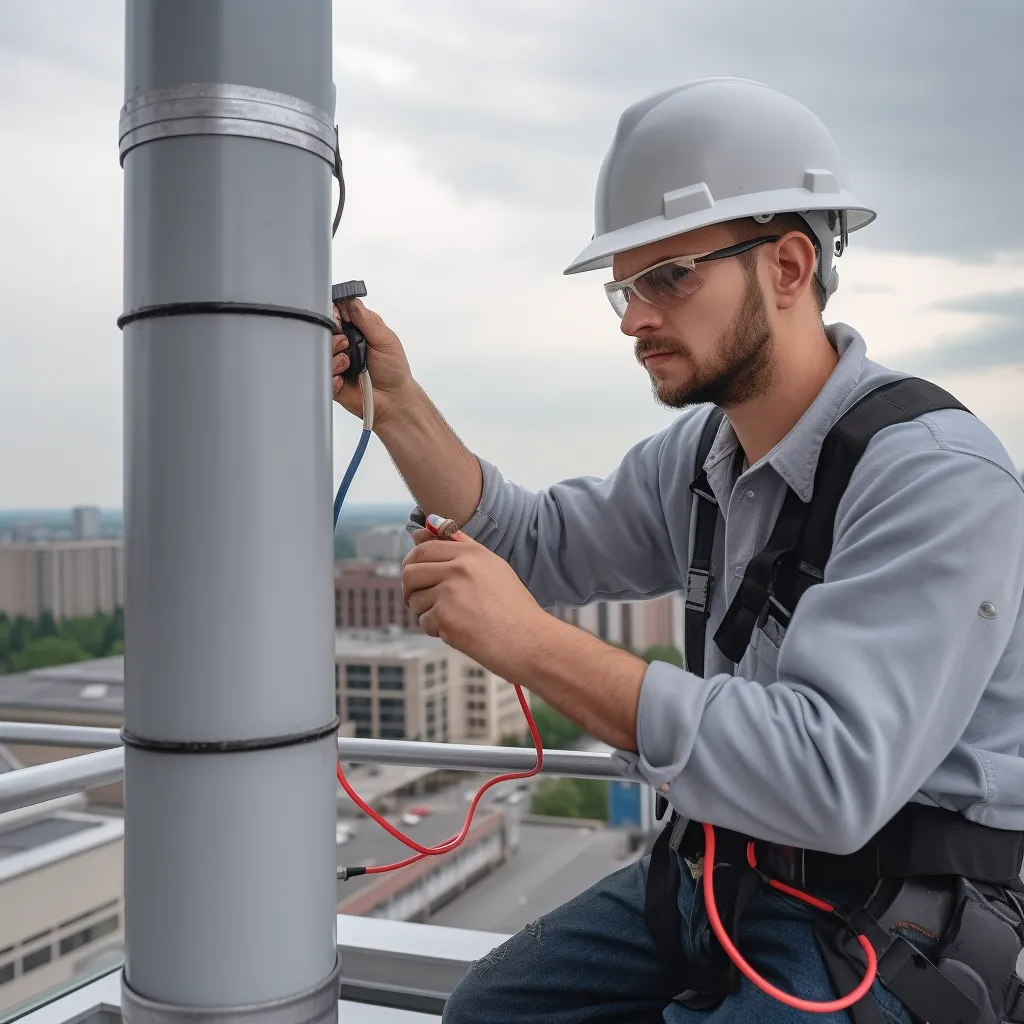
top-left (121, 956), bottom-right (343, 1024)
top-left (118, 83), bottom-right (338, 168)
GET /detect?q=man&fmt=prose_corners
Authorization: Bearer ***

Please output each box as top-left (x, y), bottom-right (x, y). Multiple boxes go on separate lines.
top-left (333, 79), bottom-right (1024, 1023)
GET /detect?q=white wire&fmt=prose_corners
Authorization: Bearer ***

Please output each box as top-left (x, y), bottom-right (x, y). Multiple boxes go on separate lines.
top-left (359, 370), bottom-right (374, 431)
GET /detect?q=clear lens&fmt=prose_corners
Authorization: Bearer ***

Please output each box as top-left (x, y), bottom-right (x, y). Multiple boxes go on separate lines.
top-left (605, 261), bottom-right (705, 318)
top-left (636, 263), bottom-right (704, 306)
top-left (606, 287), bottom-right (630, 318)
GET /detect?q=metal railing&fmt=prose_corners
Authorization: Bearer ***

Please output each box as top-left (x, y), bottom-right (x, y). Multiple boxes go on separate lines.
top-left (0, 722), bottom-right (622, 815)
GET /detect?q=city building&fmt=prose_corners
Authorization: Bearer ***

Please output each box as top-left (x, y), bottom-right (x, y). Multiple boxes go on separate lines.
top-left (0, 540), bottom-right (123, 620)
top-left (71, 508), bottom-right (103, 542)
top-left (550, 592), bottom-right (683, 653)
top-left (0, 766), bottom-right (124, 1013)
top-left (353, 525), bottom-right (413, 562)
top-left (334, 562), bottom-right (418, 631)
top-left (335, 629), bottom-right (524, 746)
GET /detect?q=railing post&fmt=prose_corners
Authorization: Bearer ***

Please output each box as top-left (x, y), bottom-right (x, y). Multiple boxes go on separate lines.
top-left (119, 2), bottom-right (339, 1022)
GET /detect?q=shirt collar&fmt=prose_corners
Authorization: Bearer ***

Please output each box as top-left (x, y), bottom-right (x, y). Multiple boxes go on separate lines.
top-left (701, 323), bottom-right (869, 504)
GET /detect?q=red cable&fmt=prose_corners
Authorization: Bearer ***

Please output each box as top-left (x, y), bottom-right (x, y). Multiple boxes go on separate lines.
top-left (704, 823), bottom-right (877, 1012)
top-left (337, 681), bottom-right (544, 874)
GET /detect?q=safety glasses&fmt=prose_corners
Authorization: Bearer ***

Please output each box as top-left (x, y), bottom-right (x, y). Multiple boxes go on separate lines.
top-left (604, 236), bottom-right (780, 318)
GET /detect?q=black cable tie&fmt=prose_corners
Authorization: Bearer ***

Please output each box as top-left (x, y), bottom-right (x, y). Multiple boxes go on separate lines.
top-left (121, 716), bottom-right (340, 755)
top-left (117, 301), bottom-right (337, 333)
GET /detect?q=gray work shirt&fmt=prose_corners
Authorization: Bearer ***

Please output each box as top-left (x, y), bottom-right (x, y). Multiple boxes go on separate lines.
top-left (436, 323), bottom-right (1024, 854)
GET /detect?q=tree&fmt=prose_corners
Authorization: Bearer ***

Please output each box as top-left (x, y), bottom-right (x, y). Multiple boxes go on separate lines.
top-left (9, 616), bottom-right (36, 655)
top-left (530, 778), bottom-right (582, 818)
top-left (99, 607), bottom-right (124, 656)
top-left (499, 732), bottom-right (527, 747)
top-left (641, 644), bottom-right (684, 669)
top-left (530, 777), bottom-right (609, 820)
top-left (60, 615), bottom-right (109, 658)
top-left (10, 636), bottom-right (88, 672)
top-left (575, 778), bottom-right (610, 820)
top-left (530, 702), bottom-right (583, 750)
top-left (38, 610), bottom-right (59, 637)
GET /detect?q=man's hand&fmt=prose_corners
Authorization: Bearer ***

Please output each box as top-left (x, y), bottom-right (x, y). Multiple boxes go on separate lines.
top-left (332, 299), bottom-right (419, 428)
top-left (402, 530), bottom-right (546, 674)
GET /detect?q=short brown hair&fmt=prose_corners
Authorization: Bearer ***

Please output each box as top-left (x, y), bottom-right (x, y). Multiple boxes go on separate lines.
top-left (730, 214), bottom-right (827, 314)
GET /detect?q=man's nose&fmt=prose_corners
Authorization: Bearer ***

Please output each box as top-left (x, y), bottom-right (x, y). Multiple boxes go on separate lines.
top-left (620, 294), bottom-right (663, 337)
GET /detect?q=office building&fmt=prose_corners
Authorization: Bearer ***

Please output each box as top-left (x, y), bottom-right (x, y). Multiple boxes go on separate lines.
top-left (334, 562), bottom-right (418, 632)
top-left (0, 540), bottom-right (124, 621)
top-left (353, 525), bottom-right (413, 562)
top-left (551, 592), bottom-right (682, 653)
top-left (71, 508), bottom-right (103, 542)
top-left (335, 629), bottom-right (524, 746)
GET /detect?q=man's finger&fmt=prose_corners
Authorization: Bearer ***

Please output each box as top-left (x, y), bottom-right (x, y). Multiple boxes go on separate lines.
top-left (403, 538), bottom-right (463, 564)
top-left (407, 583), bottom-right (441, 617)
top-left (402, 562), bottom-right (449, 604)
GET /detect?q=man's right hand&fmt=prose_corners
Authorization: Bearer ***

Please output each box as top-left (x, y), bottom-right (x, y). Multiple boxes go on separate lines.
top-left (332, 299), bottom-right (416, 427)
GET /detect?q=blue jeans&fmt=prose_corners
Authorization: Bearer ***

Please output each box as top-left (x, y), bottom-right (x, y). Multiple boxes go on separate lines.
top-left (443, 854), bottom-right (917, 1023)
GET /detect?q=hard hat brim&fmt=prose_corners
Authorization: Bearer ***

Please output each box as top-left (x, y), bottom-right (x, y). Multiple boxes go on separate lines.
top-left (563, 189), bottom-right (876, 276)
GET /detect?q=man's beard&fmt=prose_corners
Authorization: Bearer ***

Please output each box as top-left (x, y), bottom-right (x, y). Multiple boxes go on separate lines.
top-left (636, 274), bottom-right (776, 409)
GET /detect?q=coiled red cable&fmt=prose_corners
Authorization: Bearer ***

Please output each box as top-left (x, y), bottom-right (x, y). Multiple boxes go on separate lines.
top-left (701, 823), bottom-right (877, 1012)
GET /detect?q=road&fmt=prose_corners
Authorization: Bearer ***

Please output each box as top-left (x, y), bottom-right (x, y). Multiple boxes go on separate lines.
top-left (427, 819), bottom-right (640, 934)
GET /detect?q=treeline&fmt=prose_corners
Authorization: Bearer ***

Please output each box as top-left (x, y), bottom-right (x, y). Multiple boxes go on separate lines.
top-left (500, 643), bottom-right (683, 820)
top-left (0, 608), bottom-right (124, 674)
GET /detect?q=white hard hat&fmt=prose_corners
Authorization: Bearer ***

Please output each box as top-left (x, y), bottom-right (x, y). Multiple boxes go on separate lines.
top-left (565, 78), bottom-right (875, 302)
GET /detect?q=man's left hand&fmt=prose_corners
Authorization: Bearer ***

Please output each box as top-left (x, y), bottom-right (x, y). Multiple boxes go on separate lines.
top-left (402, 530), bottom-right (545, 673)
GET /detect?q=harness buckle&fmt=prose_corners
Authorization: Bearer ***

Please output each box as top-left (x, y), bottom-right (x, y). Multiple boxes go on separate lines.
top-left (685, 569), bottom-right (712, 613)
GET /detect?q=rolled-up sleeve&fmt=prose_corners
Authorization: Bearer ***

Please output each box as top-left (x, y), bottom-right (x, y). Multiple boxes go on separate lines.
top-left (616, 439), bottom-right (1024, 854)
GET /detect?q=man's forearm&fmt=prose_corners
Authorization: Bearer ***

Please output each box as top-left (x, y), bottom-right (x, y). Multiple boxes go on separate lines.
top-left (376, 383), bottom-right (483, 527)
top-left (495, 611), bottom-right (647, 752)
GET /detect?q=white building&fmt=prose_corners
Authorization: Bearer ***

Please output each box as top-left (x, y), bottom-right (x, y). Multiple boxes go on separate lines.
top-left (71, 508), bottom-right (103, 542)
top-left (0, 540), bottom-right (124, 620)
top-left (551, 592), bottom-right (684, 655)
top-left (353, 526), bottom-right (414, 563)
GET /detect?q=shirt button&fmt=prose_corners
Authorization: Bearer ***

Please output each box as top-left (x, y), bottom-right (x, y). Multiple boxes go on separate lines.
top-left (746, 489), bottom-right (755, 499)
top-left (734, 566), bottom-right (743, 577)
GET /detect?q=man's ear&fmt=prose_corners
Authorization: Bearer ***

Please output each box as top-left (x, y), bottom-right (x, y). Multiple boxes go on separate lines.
top-left (773, 231), bottom-right (818, 311)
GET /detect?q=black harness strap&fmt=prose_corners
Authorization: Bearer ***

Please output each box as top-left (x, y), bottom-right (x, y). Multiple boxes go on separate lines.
top-left (683, 406), bottom-right (726, 676)
top-left (714, 377), bottom-right (970, 661)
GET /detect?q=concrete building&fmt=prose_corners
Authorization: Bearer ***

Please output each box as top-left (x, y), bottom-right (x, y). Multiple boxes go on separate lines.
top-left (0, 746), bottom-right (124, 1013)
top-left (71, 508), bottom-right (103, 542)
top-left (353, 526), bottom-right (413, 563)
top-left (335, 629), bottom-right (524, 746)
top-left (0, 540), bottom-right (124, 620)
top-left (550, 592), bottom-right (683, 653)
top-left (334, 562), bottom-right (418, 632)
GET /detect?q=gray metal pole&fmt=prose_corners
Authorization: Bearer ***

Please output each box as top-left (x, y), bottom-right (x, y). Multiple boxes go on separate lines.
top-left (119, 2), bottom-right (339, 1022)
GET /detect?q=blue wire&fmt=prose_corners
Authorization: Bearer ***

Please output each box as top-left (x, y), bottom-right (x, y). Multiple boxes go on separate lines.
top-left (333, 427), bottom-right (372, 530)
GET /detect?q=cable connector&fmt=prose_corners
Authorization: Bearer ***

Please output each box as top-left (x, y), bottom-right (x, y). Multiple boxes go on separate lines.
top-left (337, 866), bottom-right (366, 882)
top-left (425, 514), bottom-right (460, 540)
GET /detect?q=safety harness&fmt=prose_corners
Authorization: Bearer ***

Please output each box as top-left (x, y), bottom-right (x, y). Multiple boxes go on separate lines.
top-left (645, 377), bottom-right (1024, 1023)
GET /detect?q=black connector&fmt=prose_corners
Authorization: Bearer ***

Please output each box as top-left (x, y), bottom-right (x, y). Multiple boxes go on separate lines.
top-left (337, 866), bottom-right (366, 882)
top-left (332, 279), bottom-right (368, 381)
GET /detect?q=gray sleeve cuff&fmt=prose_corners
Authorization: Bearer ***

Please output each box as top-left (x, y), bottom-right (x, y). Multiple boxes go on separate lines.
top-left (405, 457), bottom-right (502, 547)
top-left (632, 659), bottom-right (710, 790)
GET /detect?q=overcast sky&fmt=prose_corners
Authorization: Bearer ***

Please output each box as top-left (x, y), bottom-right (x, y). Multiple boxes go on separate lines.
top-left (1, 0), bottom-right (1022, 509)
